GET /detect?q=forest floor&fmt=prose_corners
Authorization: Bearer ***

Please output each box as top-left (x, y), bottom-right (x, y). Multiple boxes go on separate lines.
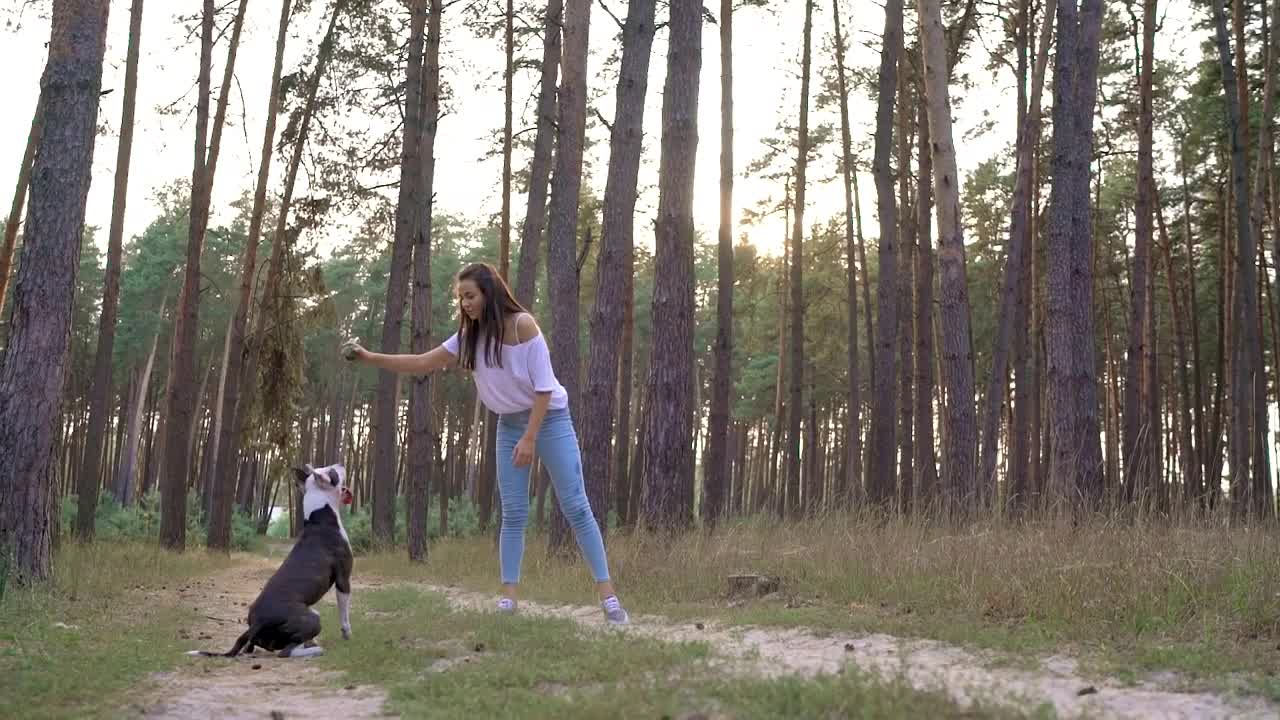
top-left (5, 519), bottom-right (1280, 719)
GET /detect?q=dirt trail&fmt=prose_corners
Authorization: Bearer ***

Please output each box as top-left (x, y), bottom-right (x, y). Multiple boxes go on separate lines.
top-left (132, 555), bottom-right (389, 719)
top-left (127, 553), bottom-right (1278, 719)
top-left (423, 582), bottom-right (1279, 720)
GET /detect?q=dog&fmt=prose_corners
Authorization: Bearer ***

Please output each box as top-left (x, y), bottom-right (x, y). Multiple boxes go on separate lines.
top-left (188, 463), bottom-right (354, 659)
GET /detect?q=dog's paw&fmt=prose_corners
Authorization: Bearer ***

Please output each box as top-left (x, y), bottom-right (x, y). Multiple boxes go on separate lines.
top-left (341, 626), bottom-right (352, 640)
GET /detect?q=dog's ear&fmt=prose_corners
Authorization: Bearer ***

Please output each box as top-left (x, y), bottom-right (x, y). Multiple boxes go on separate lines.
top-left (325, 465), bottom-right (345, 487)
top-left (292, 465), bottom-right (313, 486)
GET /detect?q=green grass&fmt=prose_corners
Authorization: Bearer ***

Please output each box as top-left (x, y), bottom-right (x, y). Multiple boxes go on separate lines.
top-left (355, 515), bottom-right (1280, 686)
top-left (316, 584), bottom-right (1041, 719)
top-left (0, 542), bottom-right (234, 719)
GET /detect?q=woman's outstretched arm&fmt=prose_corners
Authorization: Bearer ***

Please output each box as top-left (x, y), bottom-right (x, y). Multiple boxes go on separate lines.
top-left (341, 340), bottom-right (455, 376)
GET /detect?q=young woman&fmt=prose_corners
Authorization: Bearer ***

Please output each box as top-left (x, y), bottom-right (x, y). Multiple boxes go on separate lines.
top-left (340, 262), bottom-right (629, 624)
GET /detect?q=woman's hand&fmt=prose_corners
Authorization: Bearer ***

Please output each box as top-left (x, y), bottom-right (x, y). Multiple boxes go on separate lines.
top-left (340, 339), bottom-right (366, 362)
top-left (513, 434), bottom-right (536, 468)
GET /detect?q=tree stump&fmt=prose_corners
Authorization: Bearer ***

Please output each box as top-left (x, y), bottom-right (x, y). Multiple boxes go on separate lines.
top-left (726, 574), bottom-right (779, 598)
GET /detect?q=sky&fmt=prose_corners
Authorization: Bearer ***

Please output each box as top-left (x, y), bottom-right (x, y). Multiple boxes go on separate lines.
top-left (0, 0), bottom-right (1204, 263)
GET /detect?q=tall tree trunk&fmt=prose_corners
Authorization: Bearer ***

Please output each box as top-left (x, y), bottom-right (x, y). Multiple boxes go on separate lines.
top-left (160, 0), bottom-right (247, 549)
top-left (1212, 0), bottom-right (1263, 517)
top-left (582, 0), bottom-right (657, 534)
top-left (1156, 184), bottom-right (1198, 510)
top-left (704, 0), bottom-right (733, 526)
top-left (918, 0), bottom-right (978, 515)
top-left (981, 0), bottom-right (1055, 512)
top-left (1123, 0), bottom-right (1156, 506)
top-left (613, 276), bottom-right (635, 523)
top-left (514, 0), bottom-right (564, 308)
top-left (914, 91), bottom-right (940, 511)
top-left (75, 0), bottom-right (145, 541)
top-left (867, 0), bottom-right (904, 509)
top-left (118, 308), bottom-right (162, 504)
top-left (769, 183), bottom-right (790, 516)
top-left (230, 0), bottom-right (342, 537)
top-left (980, 0), bottom-right (1053, 511)
top-left (0, 0), bottom-right (110, 583)
top-left (1031, 150), bottom-right (1047, 504)
top-left (158, 0), bottom-right (215, 551)
top-left (1178, 147), bottom-right (1208, 507)
top-left (896, 58), bottom-right (916, 514)
top-left (786, 0), bottom-right (814, 518)
top-left (1208, 181), bottom-right (1230, 508)
top-left (640, 0), bottom-right (702, 530)
top-left (373, 0), bottom-right (428, 546)
top-left (832, 1), bottom-right (862, 506)
top-left (544, 0), bottom-right (594, 551)
top-left (1046, 0), bottom-right (1106, 513)
top-left (500, 0), bottom-right (514, 279)
top-left (409, 0), bottom-right (442, 563)
top-left (1252, 0), bottom-right (1280, 520)
top-left (208, 0), bottom-right (293, 550)
top-left (0, 99), bottom-right (44, 322)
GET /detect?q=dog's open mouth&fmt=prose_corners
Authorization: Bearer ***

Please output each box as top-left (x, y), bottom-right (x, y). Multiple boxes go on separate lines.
top-left (341, 487), bottom-right (353, 505)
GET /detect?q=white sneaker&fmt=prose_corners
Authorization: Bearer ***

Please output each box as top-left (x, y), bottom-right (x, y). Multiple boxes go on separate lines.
top-left (602, 595), bottom-right (629, 625)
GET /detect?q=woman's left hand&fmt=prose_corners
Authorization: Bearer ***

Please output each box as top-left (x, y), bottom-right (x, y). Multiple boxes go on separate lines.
top-left (513, 435), bottom-right (536, 467)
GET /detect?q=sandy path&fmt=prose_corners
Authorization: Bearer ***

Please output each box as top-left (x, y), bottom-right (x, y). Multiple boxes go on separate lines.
top-left (422, 582), bottom-right (1280, 720)
top-left (124, 552), bottom-right (1279, 719)
top-left (132, 556), bottom-right (389, 719)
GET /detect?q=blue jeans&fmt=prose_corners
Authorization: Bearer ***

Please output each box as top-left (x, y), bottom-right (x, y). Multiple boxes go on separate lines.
top-left (496, 408), bottom-right (611, 584)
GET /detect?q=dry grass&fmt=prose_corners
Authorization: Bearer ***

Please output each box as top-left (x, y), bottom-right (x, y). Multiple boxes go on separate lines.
top-left (360, 514), bottom-right (1280, 681)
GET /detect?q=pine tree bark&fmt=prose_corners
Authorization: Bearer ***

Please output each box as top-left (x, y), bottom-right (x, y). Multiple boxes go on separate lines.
top-left (514, 0), bottom-right (564, 308)
top-left (76, 0), bottom-right (145, 541)
top-left (786, 0), bottom-right (814, 518)
top-left (866, 0), bottom-right (904, 509)
top-left (641, 0), bottom-right (702, 530)
top-left (1046, 0), bottom-right (1106, 512)
top-left (918, 0), bottom-right (978, 515)
top-left (0, 99), bottom-right (44, 319)
top-left (158, 0), bottom-right (215, 550)
top-left (1211, 0), bottom-right (1263, 517)
top-left (982, 0), bottom-right (1054, 512)
top-left (1250, 0), bottom-right (1280, 520)
top-left (543, 0), bottom-right (594, 551)
top-left (703, 0), bottom-right (733, 526)
top-left (613, 277), bottom-right (635, 523)
top-left (408, 0), bottom-right (442, 563)
top-left (500, 0), bottom-right (514, 279)
top-left (1122, 0), bottom-right (1156, 506)
top-left (582, 0), bottom-right (656, 534)
top-left (1155, 182), bottom-right (1198, 511)
top-left (0, 0), bottom-right (110, 583)
top-left (208, 0), bottom-right (295, 550)
top-left (913, 93), bottom-right (939, 509)
top-left (1177, 148), bottom-right (1208, 507)
top-left (831, 0), bottom-right (863, 506)
top-left (896, 58), bottom-right (915, 514)
top-left (374, 0), bottom-right (429, 547)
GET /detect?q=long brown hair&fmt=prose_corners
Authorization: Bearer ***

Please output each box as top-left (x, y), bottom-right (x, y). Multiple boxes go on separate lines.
top-left (456, 262), bottom-right (527, 370)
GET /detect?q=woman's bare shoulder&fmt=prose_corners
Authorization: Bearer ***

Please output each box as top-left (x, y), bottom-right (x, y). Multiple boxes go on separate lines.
top-left (515, 312), bottom-right (542, 342)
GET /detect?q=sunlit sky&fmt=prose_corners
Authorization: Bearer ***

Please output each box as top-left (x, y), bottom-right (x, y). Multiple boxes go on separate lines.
top-left (1, 0), bottom-right (1202, 262)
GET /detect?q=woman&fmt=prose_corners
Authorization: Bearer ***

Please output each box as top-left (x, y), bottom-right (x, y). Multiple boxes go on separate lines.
top-left (340, 262), bottom-right (629, 624)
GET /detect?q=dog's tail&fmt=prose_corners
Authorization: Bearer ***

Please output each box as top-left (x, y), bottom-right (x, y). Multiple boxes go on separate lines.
top-left (185, 623), bottom-right (262, 658)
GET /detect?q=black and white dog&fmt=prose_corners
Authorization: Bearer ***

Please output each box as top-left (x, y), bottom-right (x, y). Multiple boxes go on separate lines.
top-left (189, 463), bottom-right (354, 659)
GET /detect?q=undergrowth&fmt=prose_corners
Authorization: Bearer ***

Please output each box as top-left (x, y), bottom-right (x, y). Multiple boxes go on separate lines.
top-left (0, 542), bottom-right (233, 718)
top-left (59, 491), bottom-right (262, 552)
top-left (360, 512), bottom-right (1280, 682)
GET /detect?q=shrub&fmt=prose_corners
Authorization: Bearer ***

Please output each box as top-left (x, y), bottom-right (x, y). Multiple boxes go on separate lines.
top-left (333, 496), bottom-right (485, 554)
top-left (58, 492), bottom-right (263, 552)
